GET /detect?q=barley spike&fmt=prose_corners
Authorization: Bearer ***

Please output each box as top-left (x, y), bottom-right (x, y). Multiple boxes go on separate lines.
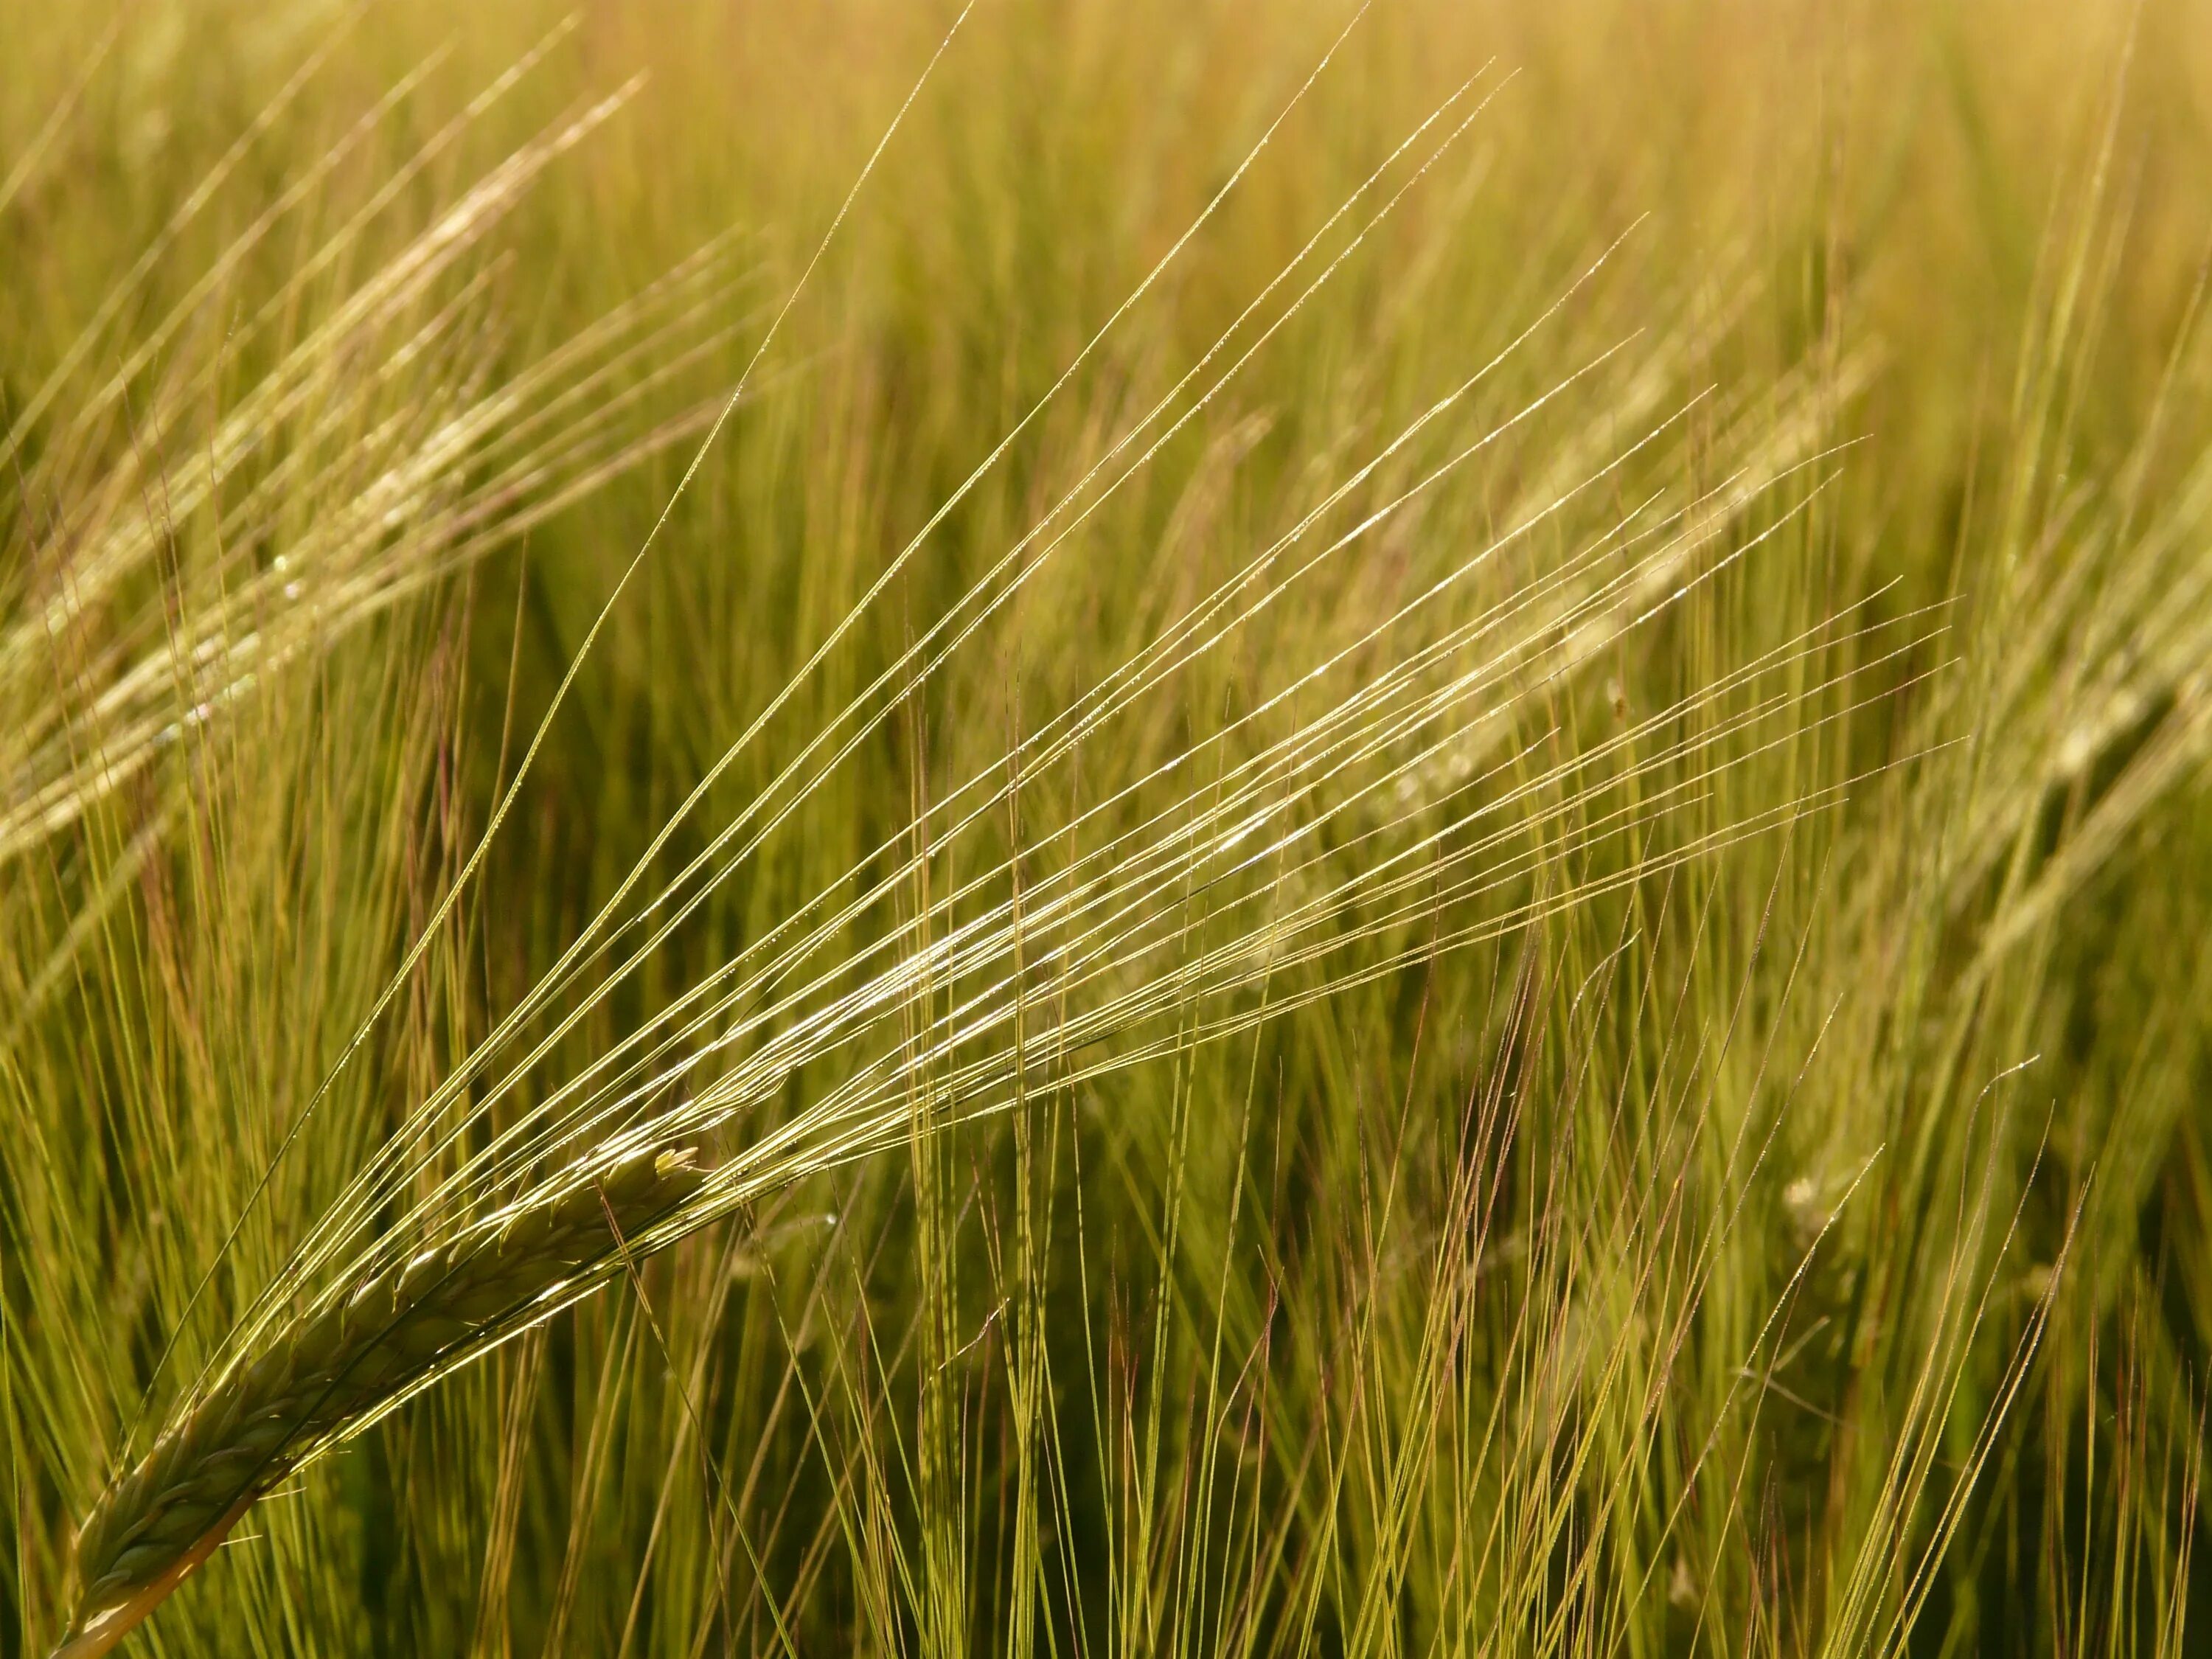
top-left (53, 1146), bottom-right (709, 1659)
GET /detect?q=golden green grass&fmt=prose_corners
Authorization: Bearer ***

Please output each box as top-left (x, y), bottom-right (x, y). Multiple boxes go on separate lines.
top-left (6, 1), bottom-right (2212, 1655)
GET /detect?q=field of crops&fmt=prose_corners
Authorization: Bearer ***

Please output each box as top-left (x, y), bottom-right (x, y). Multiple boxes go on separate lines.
top-left (6, 2), bottom-right (2212, 1654)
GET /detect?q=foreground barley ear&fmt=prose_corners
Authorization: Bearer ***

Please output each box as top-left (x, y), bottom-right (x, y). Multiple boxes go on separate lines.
top-left (52, 1147), bottom-right (709, 1659)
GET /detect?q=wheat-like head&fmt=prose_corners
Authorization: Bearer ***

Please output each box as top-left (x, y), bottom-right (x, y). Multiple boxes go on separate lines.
top-left (55, 1146), bottom-right (707, 1659)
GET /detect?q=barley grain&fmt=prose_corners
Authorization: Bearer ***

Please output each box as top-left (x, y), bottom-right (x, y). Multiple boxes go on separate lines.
top-left (54, 1147), bottom-right (708, 1659)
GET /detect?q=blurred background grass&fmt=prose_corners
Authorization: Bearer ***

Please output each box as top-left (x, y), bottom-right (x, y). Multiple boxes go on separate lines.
top-left (7, 1), bottom-right (2212, 1654)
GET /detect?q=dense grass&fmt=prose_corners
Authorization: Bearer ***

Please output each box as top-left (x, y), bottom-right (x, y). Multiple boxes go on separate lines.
top-left (7, 1), bottom-right (2212, 1654)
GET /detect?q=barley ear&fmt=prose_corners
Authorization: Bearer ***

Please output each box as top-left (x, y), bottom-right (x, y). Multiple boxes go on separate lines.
top-left (53, 1146), bottom-right (709, 1659)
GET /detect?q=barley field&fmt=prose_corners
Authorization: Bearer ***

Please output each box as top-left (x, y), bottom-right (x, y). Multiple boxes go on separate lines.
top-left (6, 2), bottom-right (2212, 1655)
